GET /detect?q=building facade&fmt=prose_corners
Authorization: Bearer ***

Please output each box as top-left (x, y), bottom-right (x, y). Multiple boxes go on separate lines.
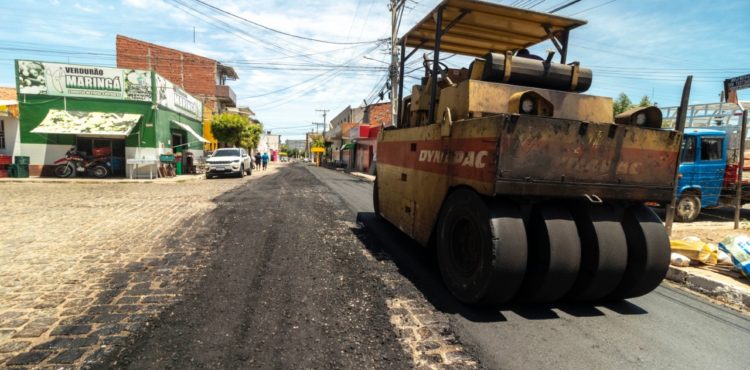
top-left (0, 87), bottom-right (19, 158)
top-left (285, 139), bottom-right (306, 151)
top-left (116, 35), bottom-right (238, 152)
top-left (258, 132), bottom-right (281, 161)
top-left (15, 60), bottom-right (204, 177)
top-left (327, 102), bottom-right (392, 168)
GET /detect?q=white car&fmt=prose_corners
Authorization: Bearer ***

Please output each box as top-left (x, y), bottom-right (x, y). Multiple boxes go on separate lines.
top-left (206, 148), bottom-right (252, 179)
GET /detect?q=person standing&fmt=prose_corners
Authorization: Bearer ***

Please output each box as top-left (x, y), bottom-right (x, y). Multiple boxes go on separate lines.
top-left (254, 151), bottom-right (261, 170)
top-left (261, 152), bottom-right (269, 171)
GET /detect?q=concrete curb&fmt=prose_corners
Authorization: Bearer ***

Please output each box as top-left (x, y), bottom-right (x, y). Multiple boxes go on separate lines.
top-left (0, 174), bottom-right (206, 184)
top-left (665, 266), bottom-right (750, 310)
top-left (350, 172), bottom-right (375, 182)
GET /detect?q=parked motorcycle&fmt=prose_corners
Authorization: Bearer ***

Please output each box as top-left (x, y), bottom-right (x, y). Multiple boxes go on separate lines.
top-left (53, 148), bottom-right (110, 178)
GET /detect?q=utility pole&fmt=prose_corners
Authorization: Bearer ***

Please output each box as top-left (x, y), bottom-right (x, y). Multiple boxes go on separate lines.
top-left (315, 109), bottom-right (330, 136)
top-left (311, 122), bottom-right (324, 133)
top-left (389, 0), bottom-right (405, 127)
top-left (315, 109), bottom-right (329, 132)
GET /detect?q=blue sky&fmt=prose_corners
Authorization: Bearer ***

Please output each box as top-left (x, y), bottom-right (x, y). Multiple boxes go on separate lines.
top-left (0, 0), bottom-right (748, 139)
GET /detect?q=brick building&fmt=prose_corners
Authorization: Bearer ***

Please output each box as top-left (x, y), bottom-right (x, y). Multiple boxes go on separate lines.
top-left (326, 102), bottom-right (392, 168)
top-left (115, 35), bottom-right (239, 151)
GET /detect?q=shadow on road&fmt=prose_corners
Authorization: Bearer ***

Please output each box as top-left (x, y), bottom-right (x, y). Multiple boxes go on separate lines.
top-left (355, 212), bottom-right (649, 322)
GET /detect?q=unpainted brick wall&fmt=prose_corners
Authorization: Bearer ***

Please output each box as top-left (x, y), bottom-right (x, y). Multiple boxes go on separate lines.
top-left (116, 35), bottom-right (217, 97)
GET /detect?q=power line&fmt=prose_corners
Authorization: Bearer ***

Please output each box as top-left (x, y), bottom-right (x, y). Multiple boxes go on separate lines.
top-left (549, 0), bottom-right (581, 13)
top-left (568, 0), bottom-right (616, 16)
top-left (186, 0), bottom-right (388, 45)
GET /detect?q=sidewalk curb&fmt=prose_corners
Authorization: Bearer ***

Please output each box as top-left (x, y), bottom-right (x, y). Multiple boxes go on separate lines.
top-left (349, 172), bottom-right (375, 182)
top-left (0, 175), bottom-right (205, 184)
top-left (665, 266), bottom-right (750, 310)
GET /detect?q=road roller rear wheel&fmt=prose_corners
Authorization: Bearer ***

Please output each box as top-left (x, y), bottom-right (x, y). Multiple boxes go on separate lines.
top-left (436, 189), bottom-right (527, 305)
top-left (518, 203), bottom-right (581, 303)
top-left (566, 202), bottom-right (628, 301)
top-left (607, 204), bottom-right (670, 300)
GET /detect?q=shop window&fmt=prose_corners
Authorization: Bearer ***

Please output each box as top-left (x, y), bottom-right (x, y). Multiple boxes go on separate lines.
top-left (0, 120), bottom-right (5, 149)
top-left (700, 137), bottom-right (723, 161)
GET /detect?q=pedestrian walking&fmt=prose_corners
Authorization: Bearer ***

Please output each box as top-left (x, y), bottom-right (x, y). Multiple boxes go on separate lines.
top-left (261, 152), bottom-right (269, 170)
top-left (254, 151), bottom-right (261, 170)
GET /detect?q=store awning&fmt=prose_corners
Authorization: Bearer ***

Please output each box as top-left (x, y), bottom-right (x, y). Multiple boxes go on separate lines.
top-left (31, 109), bottom-right (141, 137)
top-left (171, 120), bottom-right (209, 143)
top-left (341, 143), bottom-right (355, 150)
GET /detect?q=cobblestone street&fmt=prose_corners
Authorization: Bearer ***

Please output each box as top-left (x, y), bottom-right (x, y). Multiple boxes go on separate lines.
top-left (0, 167), bottom-right (279, 368)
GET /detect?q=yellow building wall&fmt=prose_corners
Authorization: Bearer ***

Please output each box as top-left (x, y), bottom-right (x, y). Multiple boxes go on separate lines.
top-left (202, 105), bottom-right (218, 151)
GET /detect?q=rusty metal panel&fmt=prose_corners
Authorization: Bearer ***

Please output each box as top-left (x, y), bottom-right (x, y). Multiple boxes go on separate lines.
top-left (379, 122), bottom-right (500, 245)
top-left (496, 115), bottom-right (681, 201)
top-left (437, 80), bottom-right (613, 124)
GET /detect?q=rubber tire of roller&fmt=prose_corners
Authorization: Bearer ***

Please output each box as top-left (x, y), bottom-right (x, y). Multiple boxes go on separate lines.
top-left (436, 189), bottom-right (527, 306)
top-left (607, 204), bottom-right (670, 300)
top-left (566, 202), bottom-right (628, 301)
top-left (518, 203), bottom-right (582, 303)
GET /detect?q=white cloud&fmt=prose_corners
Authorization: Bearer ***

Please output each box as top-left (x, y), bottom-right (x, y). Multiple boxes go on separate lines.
top-left (122, 0), bottom-right (161, 8)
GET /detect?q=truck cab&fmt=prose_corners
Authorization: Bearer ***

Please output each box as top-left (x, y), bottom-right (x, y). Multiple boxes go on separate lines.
top-left (675, 129), bottom-right (728, 221)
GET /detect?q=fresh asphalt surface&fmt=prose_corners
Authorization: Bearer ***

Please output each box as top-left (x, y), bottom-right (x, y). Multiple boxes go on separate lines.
top-left (103, 164), bottom-right (411, 369)
top-left (308, 165), bottom-right (750, 369)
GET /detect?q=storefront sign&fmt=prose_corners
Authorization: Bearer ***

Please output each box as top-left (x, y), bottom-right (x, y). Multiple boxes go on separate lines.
top-left (31, 110), bottom-right (142, 136)
top-left (16, 60), bottom-right (152, 102)
top-left (726, 74), bottom-right (750, 90)
top-left (155, 73), bottom-right (202, 121)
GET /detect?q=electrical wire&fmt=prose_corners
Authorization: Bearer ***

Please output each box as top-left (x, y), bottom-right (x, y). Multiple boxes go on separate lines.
top-left (186, 0), bottom-right (387, 45)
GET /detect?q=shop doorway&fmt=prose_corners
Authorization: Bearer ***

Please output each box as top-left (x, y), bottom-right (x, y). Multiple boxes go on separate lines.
top-left (75, 137), bottom-right (126, 177)
top-left (171, 131), bottom-right (187, 175)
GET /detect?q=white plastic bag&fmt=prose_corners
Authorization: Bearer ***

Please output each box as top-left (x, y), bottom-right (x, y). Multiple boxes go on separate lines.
top-left (718, 235), bottom-right (750, 281)
top-left (670, 253), bottom-right (690, 267)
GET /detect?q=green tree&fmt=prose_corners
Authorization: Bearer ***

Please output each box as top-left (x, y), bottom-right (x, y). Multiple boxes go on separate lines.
top-left (211, 113), bottom-right (263, 150)
top-left (613, 92), bottom-right (634, 117)
top-left (638, 95), bottom-right (652, 107)
top-left (311, 134), bottom-right (325, 148)
top-left (211, 113), bottom-right (248, 147)
top-left (240, 119), bottom-right (263, 150)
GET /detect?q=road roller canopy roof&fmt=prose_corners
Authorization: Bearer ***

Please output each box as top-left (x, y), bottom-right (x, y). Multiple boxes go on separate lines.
top-left (401, 0), bottom-right (587, 58)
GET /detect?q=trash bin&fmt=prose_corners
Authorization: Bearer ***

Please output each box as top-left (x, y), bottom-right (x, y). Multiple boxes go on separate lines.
top-left (7, 164), bottom-right (17, 178)
top-left (13, 156), bottom-right (30, 178)
top-left (14, 156), bottom-right (30, 165)
top-left (175, 161), bottom-right (182, 175)
top-left (15, 165), bottom-right (29, 178)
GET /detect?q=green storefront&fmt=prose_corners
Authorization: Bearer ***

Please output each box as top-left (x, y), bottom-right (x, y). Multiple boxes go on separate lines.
top-left (16, 60), bottom-right (206, 177)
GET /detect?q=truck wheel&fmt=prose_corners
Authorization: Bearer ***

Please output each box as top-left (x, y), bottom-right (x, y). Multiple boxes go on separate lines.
top-left (436, 189), bottom-right (527, 305)
top-left (566, 202), bottom-right (628, 301)
top-left (675, 194), bottom-right (701, 222)
top-left (518, 203), bottom-right (581, 302)
top-left (607, 204), bottom-right (670, 300)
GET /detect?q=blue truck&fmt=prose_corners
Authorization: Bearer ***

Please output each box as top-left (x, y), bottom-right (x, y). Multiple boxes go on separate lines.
top-left (675, 128), bottom-right (749, 221)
